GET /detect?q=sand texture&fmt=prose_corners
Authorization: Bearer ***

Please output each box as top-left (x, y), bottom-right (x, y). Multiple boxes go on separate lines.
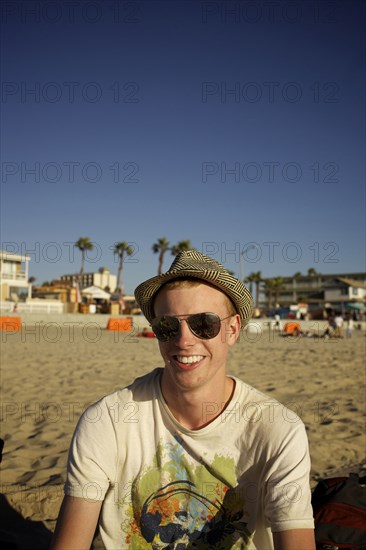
top-left (1, 325), bottom-right (365, 548)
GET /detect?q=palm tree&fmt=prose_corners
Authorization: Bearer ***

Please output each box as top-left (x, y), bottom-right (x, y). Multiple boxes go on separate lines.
top-left (152, 237), bottom-right (170, 275)
top-left (249, 271), bottom-right (262, 309)
top-left (114, 241), bottom-right (134, 293)
top-left (244, 274), bottom-right (255, 295)
top-left (171, 240), bottom-right (192, 256)
top-left (272, 277), bottom-right (285, 308)
top-left (74, 237), bottom-right (94, 279)
top-left (263, 278), bottom-right (277, 310)
top-left (263, 277), bottom-right (285, 310)
top-left (307, 267), bottom-right (317, 277)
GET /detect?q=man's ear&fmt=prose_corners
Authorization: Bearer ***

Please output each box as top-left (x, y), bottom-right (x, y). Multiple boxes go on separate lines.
top-left (225, 314), bottom-right (241, 345)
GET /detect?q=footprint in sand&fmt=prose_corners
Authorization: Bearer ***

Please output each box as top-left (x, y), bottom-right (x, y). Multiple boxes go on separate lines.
top-left (39, 456), bottom-right (59, 469)
top-left (338, 417), bottom-right (352, 424)
top-left (27, 431), bottom-right (42, 440)
top-left (17, 470), bottom-right (35, 483)
top-left (320, 418), bottom-right (333, 425)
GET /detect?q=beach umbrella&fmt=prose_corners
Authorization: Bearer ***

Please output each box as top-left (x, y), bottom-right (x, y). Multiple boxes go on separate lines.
top-left (345, 302), bottom-right (366, 310)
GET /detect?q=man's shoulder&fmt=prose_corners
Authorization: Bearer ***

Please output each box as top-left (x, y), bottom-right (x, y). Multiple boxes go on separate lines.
top-left (231, 375), bottom-right (282, 405)
top-left (230, 376), bottom-right (305, 430)
top-left (85, 368), bottom-right (162, 415)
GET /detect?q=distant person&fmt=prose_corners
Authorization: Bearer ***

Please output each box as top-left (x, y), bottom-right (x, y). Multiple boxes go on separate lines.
top-left (323, 317), bottom-right (336, 338)
top-left (51, 251), bottom-right (315, 550)
top-left (328, 314), bottom-right (336, 331)
top-left (274, 311), bottom-right (281, 332)
top-left (334, 313), bottom-right (344, 338)
top-left (137, 326), bottom-right (155, 338)
top-left (346, 316), bottom-right (354, 338)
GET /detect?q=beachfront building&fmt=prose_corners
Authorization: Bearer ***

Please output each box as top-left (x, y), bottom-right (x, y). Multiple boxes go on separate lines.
top-left (32, 281), bottom-right (78, 304)
top-left (0, 250), bottom-right (32, 302)
top-left (324, 277), bottom-right (366, 305)
top-left (260, 272), bottom-right (366, 314)
top-left (60, 268), bottom-right (116, 291)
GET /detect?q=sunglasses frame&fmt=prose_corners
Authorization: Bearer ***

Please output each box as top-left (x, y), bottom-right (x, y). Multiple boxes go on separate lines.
top-left (150, 312), bottom-right (234, 342)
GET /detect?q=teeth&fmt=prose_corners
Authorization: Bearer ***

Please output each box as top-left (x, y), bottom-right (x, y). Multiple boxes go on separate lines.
top-left (176, 355), bottom-right (204, 364)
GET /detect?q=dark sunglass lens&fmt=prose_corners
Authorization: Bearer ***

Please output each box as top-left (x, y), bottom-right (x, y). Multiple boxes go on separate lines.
top-left (152, 316), bottom-right (180, 341)
top-left (189, 313), bottom-right (221, 339)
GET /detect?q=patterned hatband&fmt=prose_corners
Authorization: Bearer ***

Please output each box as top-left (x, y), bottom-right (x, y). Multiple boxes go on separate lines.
top-left (134, 250), bottom-right (254, 324)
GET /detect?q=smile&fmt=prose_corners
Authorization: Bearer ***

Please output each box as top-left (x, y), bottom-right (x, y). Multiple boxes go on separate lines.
top-left (175, 355), bottom-right (204, 364)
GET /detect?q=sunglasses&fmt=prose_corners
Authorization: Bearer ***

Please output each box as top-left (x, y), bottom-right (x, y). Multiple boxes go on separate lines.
top-left (151, 312), bottom-right (233, 342)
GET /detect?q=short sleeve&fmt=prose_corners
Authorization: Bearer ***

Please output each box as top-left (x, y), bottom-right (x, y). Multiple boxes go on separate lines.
top-left (263, 418), bottom-right (314, 532)
top-left (64, 398), bottom-right (117, 501)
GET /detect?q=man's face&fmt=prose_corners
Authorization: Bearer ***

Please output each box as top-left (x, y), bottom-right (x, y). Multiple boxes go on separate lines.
top-left (153, 282), bottom-right (240, 397)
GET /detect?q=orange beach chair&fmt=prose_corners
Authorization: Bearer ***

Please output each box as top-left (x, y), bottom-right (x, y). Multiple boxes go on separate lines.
top-left (283, 322), bottom-right (301, 336)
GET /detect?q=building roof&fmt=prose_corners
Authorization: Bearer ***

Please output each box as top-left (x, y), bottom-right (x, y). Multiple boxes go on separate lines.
top-left (281, 272), bottom-right (365, 282)
top-left (337, 277), bottom-right (366, 289)
top-left (0, 250), bottom-right (30, 262)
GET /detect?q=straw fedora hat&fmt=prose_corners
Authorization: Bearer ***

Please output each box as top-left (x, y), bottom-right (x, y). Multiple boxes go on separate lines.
top-left (134, 249), bottom-right (253, 323)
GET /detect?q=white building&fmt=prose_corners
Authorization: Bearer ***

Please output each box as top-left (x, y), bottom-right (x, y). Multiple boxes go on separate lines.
top-left (324, 277), bottom-right (366, 304)
top-left (61, 268), bottom-right (117, 291)
top-left (0, 250), bottom-right (32, 302)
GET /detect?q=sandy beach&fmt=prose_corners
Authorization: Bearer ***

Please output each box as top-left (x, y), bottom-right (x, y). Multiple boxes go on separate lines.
top-left (1, 321), bottom-right (365, 548)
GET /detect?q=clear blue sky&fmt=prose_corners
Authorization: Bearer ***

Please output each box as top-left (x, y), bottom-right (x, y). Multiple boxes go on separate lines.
top-left (1, 0), bottom-right (365, 293)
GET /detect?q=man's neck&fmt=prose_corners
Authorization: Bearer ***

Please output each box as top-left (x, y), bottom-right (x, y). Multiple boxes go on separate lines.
top-left (161, 376), bottom-right (235, 430)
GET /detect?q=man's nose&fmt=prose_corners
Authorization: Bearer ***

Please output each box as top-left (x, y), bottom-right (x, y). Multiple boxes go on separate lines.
top-left (175, 319), bottom-right (196, 344)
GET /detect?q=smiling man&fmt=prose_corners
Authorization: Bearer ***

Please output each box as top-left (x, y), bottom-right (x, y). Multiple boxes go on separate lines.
top-left (51, 250), bottom-right (315, 550)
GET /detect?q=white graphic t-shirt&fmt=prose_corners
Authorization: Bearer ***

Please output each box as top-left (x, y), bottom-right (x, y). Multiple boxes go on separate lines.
top-left (65, 368), bottom-right (314, 549)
